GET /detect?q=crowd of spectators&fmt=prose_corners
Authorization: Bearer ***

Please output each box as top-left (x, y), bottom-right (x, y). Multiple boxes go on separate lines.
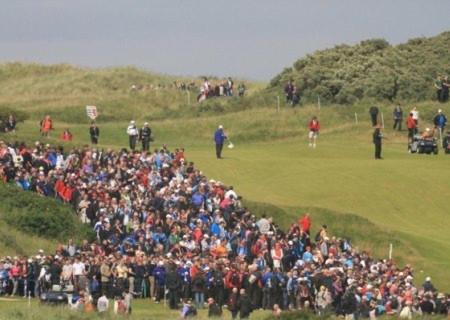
top-left (198, 77), bottom-right (246, 102)
top-left (0, 140), bottom-right (449, 318)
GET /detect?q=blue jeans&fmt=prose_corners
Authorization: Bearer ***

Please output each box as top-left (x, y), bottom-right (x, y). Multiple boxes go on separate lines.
top-left (194, 292), bottom-right (204, 309)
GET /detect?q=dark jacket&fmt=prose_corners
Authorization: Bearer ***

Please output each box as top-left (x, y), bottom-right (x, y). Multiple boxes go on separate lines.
top-left (369, 106), bottom-right (379, 115)
top-left (373, 129), bottom-right (382, 144)
top-left (165, 270), bottom-right (181, 290)
top-left (89, 126), bottom-right (99, 137)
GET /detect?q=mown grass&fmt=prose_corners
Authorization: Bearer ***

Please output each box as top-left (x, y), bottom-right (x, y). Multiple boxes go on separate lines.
top-left (0, 299), bottom-right (271, 320)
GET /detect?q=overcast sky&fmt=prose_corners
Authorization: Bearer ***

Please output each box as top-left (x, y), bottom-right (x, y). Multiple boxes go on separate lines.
top-left (1, 0), bottom-right (450, 80)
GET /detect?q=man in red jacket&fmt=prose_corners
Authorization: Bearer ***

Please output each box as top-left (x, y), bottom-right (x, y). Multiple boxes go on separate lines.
top-left (406, 113), bottom-right (416, 143)
top-left (308, 116), bottom-right (320, 148)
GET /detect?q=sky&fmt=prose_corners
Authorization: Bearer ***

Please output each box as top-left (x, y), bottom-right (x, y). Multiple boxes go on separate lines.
top-left (1, 0), bottom-right (450, 80)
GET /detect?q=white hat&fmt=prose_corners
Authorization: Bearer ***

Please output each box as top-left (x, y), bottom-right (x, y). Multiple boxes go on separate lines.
top-left (130, 120), bottom-right (135, 124)
top-left (38, 249), bottom-right (44, 254)
top-left (425, 276), bottom-right (431, 282)
top-left (438, 109), bottom-right (442, 113)
top-left (218, 125), bottom-right (223, 129)
top-left (144, 122), bottom-right (149, 126)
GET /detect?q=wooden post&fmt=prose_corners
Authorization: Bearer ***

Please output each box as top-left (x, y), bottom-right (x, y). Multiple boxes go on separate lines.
top-left (276, 96), bottom-right (280, 113)
top-left (354, 113), bottom-right (358, 124)
top-left (389, 243), bottom-right (393, 260)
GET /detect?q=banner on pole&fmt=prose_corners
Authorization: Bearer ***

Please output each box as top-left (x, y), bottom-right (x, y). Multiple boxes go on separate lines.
top-left (86, 106), bottom-right (98, 120)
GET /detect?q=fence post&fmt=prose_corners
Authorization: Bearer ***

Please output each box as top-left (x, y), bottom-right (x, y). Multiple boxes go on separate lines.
top-left (317, 95), bottom-right (321, 110)
top-left (187, 91), bottom-right (191, 105)
top-left (389, 243), bottom-right (393, 260)
top-left (276, 96), bottom-right (280, 113)
top-left (381, 112), bottom-right (385, 128)
top-left (354, 113), bottom-right (358, 124)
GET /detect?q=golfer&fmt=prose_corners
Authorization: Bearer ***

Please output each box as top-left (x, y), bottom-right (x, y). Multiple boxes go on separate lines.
top-left (214, 125), bottom-right (227, 159)
top-left (308, 116), bottom-right (320, 148)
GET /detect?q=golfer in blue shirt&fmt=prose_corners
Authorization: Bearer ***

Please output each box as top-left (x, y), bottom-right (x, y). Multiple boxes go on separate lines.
top-left (214, 125), bottom-right (227, 159)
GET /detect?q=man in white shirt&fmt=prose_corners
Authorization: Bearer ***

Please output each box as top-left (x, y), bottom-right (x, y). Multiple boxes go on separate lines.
top-left (72, 257), bottom-right (85, 292)
top-left (126, 120), bottom-right (139, 151)
top-left (256, 214), bottom-right (271, 234)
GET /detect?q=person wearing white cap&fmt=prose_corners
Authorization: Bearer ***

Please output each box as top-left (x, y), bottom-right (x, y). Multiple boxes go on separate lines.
top-left (126, 120), bottom-right (139, 151)
top-left (433, 109), bottom-right (447, 133)
top-left (139, 122), bottom-right (152, 151)
top-left (213, 125), bottom-right (227, 159)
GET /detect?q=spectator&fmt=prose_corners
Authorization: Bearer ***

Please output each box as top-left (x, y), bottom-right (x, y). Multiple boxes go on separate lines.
top-left (440, 76), bottom-right (449, 102)
top-left (126, 120), bottom-right (139, 151)
top-left (40, 115), bottom-right (53, 137)
top-left (284, 80), bottom-right (294, 104)
top-left (373, 124), bottom-right (383, 160)
top-left (393, 104), bottom-right (403, 131)
top-left (369, 106), bottom-right (379, 127)
top-left (97, 293), bottom-right (109, 312)
top-left (406, 113), bottom-right (416, 142)
top-left (139, 122), bottom-right (152, 151)
top-left (308, 116), bottom-right (320, 148)
top-left (4, 115), bottom-right (16, 133)
top-left (434, 75), bottom-right (443, 102)
top-left (433, 109), bottom-right (447, 132)
top-left (89, 122), bottom-right (100, 145)
top-left (60, 128), bottom-right (73, 142)
top-left (207, 297), bottom-right (222, 317)
top-left (238, 83), bottom-right (246, 97)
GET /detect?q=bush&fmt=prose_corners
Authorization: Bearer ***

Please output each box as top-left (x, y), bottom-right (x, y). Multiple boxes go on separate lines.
top-left (270, 31), bottom-right (450, 104)
top-left (0, 183), bottom-right (93, 241)
top-left (0, 106), bottom-right (29, 123)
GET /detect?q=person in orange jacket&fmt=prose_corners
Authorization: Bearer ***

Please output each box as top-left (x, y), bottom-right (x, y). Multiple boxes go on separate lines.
top-left (40, 115), bottom-right (53, 137)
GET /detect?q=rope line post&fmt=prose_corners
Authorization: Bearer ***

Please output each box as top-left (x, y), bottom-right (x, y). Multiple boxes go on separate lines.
top-left (381, 112), bottom-right (385, 128)
top-left (317, 95), bottom-right (321, 110)
top-left (354, 112), bottom-right (358, 124)
top-left (389, 243), bottom-right (393, 260)
top-left (187, 90), bottom-right (191, 106)
top-left (276, 96), bottom-right (280, 113)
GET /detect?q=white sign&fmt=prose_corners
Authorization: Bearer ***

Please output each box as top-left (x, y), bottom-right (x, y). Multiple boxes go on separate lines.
top-left (86, 106), bottom-right (98, 120)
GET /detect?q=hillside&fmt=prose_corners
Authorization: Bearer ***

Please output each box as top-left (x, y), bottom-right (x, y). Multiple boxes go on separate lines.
top-left (0, 62), bottom-right (260, 123)
top-left (269, 31), bottom-right (450, 104)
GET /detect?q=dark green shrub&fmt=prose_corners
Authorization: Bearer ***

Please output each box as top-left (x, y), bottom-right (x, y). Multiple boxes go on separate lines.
top-left (0, 106), bottom-right (29, 122)
top-left (0, 183), bottom-right (93, 241)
